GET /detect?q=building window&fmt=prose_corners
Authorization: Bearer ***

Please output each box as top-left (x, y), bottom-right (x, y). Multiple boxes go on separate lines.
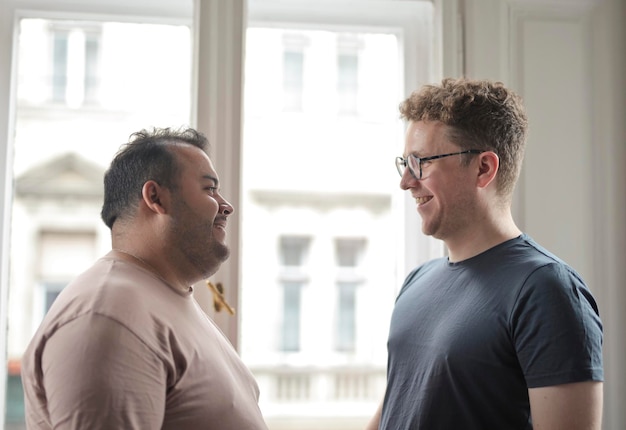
top-left (281, 33), bottom-right (308, 112)
top-left (49, 23), bottom-right (102, 106)
top-left (83, 30), bottom-right (101, 104)
top-left (38, 231), bottom-right (96, 316)
top-left (281, 281), bottom-right (303, 352)
top-left (43, 282), bottom-right (67, 313)
top-left (282, 50), bottom-right (304, 111)
top-left (51, 29), bottom-right (69, 103)
top-left (279, 236), bottom-right (310, 351)
top-left (337, 52), bottom-right (358, 114)
top-left (334, 238), bottom-right (366, 352)
top-left (5, 373), bottom-right (25, 424)
top-left (8, 16), bottom-right (193, 428)
top-left (337, 35), bottom-right (362, 115)
top-left (336, 281), bottom-right (358, 351)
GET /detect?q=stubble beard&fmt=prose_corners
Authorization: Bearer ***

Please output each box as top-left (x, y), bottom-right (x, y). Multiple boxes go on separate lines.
top-left (187, 227), bottom-right (230, 279)
top-left (423, 193), bottom-right (475, 242)
top-left (170, 210), bottom-right (230, 280)
top-left (209, 235), bottom-right (230, 265)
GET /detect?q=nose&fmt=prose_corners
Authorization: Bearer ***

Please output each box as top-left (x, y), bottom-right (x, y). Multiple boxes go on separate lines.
top-left (400, 168), bottom-right (417, 190)
top-left (219, 200), bottom-right (234, 215)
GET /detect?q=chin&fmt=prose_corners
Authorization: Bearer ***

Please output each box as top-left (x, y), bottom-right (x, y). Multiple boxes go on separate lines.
top-left (420, 224), bottom-right (434, 237)
top-left (202, 266), bottom-right (220, 279)
top-left (216, 243), bottom-right (230, 261)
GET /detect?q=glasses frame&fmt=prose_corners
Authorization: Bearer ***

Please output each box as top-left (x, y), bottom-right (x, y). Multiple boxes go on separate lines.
top-left (395, 149), bottom-right (484, 180)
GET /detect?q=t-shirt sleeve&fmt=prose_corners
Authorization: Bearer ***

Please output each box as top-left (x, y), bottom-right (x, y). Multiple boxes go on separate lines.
top-left (511, 263), bottom-right (603, 388)
top-left (41, 313), bottom-right (167, 429)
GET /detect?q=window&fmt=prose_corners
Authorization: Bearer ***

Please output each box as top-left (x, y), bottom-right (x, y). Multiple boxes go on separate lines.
top-left (337, 35), bottom-right (362, 115)
top-left (43, 283), bottom-right (65, 312)
top-left (278, 236), bottom-right (310, 352)
top-left (51, 28), bottom-right (69, 103)
top-left (5, 373), bottom-right (24, 426)
top-left (281, 33), bottom-right (308, 112)
top-left (281, 282), bottom-right (303, 351)
top-left (336, 281), bottom-right (358, 351)
top-left (1, 2), bottom-right (438, 430)
top-left (6, 14), bottom-right (192, 428)
top-left (83, 28), bottom-right (102, 104)
top-left (241, 5), bottom-right (436, 426)
top-left (48, 22), bottom-right (102, 107)
top-left (337, 53), bottom-right (358, 114)
top-left (335, 238), bottom-right (366, 352)
top-left (37, 231), bottom-right (97, 314)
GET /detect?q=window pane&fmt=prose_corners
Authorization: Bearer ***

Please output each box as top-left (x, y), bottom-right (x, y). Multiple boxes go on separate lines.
top-left (241, 25), bottom-right (406, 428)
top-left (52, 30), bottom-right (69, 102)
top-left (337, 52), bottom-right (359, 114)
top-left (7, 17), bottom-right (192, 428)
top-left (84, 30), bottom-right (101, 104)
top-left (281, 282), bottom-right (303, 351)
top-left (336, 282), bottom-right (358, 351)
top-left (278, 236), bottom-right (310, 352)
top-left (283, 50), bottom-right (304, 111)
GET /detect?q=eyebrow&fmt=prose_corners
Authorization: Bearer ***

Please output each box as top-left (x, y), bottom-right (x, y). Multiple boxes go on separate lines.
top-left (405, 152), bottom-right (425, 159)
top-left (202, 174), bottom-right (219, 186)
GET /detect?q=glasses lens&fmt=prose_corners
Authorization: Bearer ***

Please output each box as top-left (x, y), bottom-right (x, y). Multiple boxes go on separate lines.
top-left (407, 155), bottom-right (421, 179)
top-left (395, 157), bottom-right (406, 177)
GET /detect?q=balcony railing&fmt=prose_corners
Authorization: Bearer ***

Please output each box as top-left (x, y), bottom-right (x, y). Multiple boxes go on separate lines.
top-left (252, 365), bottom-right (385, 405)
top-left (252, 365), bottom-right (385, 429)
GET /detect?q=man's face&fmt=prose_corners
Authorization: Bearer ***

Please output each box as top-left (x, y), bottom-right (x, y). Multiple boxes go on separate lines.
top-left (167, 144), bottom-right (234, 278)
top-left (399, 120), bottom-right (478, 242)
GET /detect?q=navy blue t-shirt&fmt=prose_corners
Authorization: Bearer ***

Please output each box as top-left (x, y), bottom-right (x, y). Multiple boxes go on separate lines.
top-left (380, 234), bottom-right (603, 430)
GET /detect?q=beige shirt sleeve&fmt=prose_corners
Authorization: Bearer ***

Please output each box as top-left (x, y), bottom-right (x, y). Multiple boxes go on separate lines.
top-left (40, 313), bottom-right (167, 429)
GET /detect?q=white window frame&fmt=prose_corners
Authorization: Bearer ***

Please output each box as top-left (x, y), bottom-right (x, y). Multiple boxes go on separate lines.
top-left (0, 0), bottom-right (457, 424)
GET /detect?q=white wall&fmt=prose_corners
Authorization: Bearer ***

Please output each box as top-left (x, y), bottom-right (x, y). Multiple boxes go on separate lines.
top-left (589, 1), bottom-right (626, 428)
top-left (459, 0), bottom-right (626, 428)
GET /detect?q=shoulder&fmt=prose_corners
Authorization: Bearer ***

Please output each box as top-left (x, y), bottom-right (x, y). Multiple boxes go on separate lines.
top-left (36, 257), bottom-right (200, 348)
top-left (510, 235), bottom-right (590, 298)
top-left (397, 258), bottom-right (446, 297)
top-left (480, 234), bottom-right (586, 288)
top-left (512, 234), bottom-right (579, 272)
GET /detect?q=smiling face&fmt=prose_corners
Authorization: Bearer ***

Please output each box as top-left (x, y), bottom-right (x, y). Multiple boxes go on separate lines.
top-left (400, 120), bottom-right (480, 242)
top-left (167, 144), bottom-right (234, 279)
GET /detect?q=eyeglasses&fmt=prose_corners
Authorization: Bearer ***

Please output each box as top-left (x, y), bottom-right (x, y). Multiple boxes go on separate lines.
top-left (395, 149), bottom-right (484, 180)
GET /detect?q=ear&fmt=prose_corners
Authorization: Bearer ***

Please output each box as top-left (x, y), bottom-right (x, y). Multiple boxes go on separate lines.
top-left (141, 180), bottom-right (169, 215)
top-left (476, 151), bottom-right (499, 189)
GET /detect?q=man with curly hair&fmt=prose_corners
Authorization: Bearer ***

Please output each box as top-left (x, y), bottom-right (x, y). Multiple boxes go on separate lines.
top-left (367, 78), bottom-right (603, 429)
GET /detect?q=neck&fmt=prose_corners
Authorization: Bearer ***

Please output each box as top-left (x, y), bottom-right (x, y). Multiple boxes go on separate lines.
top-left (445, 213), bottom-right (521, 262)
top-left (112, 248), bottom-right (191, 293)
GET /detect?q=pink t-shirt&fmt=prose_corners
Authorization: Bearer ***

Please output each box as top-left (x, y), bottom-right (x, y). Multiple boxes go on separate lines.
top-left (21, 254), bottom-right (268, 430)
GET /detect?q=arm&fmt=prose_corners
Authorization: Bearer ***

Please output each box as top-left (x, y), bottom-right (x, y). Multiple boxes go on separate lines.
top-left (41, 314), bottom-right (166, 429)
top-left (529, 381), bottom-right (603, 430)
top-left (364, 398), bottom-right (383, 430)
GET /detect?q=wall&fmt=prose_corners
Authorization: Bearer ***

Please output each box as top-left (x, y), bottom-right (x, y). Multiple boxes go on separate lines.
top-left (461, 0), bottom-right (626, 427)
top-left (590, 0), bottom-right (626, 428)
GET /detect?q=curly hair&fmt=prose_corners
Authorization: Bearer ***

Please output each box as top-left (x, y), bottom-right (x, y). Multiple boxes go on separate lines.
top-left (399, 78), bottom-right (528, 198)
top-left (100, 127), bottom-right (210, 229)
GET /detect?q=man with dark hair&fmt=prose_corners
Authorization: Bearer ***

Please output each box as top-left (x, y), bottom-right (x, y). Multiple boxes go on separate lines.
top-left (22, 127), bottom-right (268, 429)
top-left (367, 78), bottom-right (603, 429)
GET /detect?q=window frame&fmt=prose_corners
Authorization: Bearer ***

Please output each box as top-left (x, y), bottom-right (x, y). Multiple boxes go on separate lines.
top-left (0, 0), bottom-right (451, 426)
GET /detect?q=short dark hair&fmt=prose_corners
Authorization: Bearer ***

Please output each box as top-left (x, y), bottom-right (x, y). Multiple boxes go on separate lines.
top-left (399, 78), bottom-right (528, 197)
top-left (101, 127), bottom-right (209, 229)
